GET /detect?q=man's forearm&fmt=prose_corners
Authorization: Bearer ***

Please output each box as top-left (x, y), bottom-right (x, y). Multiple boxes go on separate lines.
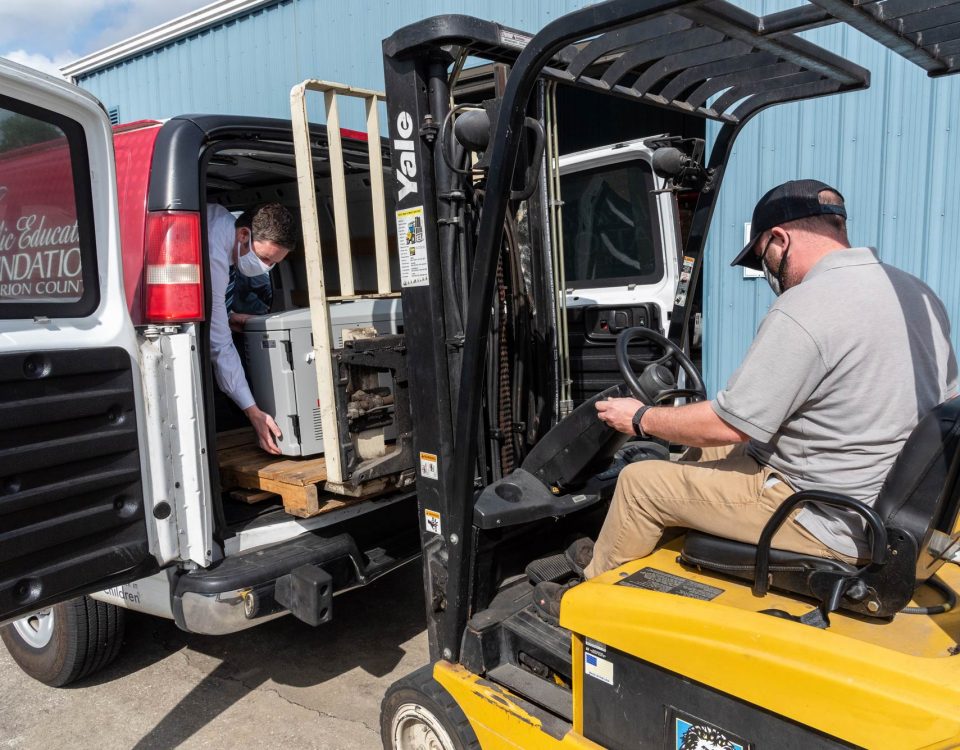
top-left (642, 400), bottom-right (748, 447)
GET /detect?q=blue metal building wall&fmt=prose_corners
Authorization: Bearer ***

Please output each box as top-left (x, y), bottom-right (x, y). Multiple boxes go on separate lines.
top-left (703, 2), bottom-right (960, 395)
top-left (75, 0), bottom-right (594, 126)
top-left (77, 0), bottom-right (960, 394)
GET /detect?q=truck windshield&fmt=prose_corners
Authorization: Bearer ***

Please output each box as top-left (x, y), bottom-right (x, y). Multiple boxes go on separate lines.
top-left (560, 158), bottom-right (663, 288)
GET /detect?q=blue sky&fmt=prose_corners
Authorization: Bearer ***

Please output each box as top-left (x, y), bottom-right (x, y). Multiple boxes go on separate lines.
top-left (0, 0), bottom-right (213, 76)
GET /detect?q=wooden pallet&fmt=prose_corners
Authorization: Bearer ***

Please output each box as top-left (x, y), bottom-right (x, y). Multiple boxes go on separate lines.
top-left (216, 430), bottom-right (361, 518)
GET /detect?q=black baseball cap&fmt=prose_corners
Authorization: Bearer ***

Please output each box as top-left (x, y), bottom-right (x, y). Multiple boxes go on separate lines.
top-left (731, 179), bottom-right (847, 270)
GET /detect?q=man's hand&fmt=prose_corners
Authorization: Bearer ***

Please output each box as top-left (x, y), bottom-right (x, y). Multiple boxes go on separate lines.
top-left (244, 405), bottom-right (283, 455)
top-left (597, 398), bottom-right (750, 447)
top-left (596, 397), bottom-right (645, 435)
top-left (229, 312), bottom-right (254, 333)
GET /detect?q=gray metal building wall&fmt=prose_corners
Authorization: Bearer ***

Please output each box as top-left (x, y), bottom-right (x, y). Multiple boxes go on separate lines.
top-left (76, 0), bottom-right (960, 395)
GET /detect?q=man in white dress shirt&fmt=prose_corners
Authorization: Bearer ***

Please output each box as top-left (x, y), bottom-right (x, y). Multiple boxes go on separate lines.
top-left (207, 202), bottom-right (296, 454)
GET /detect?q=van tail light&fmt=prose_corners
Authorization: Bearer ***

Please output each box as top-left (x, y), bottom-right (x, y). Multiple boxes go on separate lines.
top-left (144, 211), bottom-right (204, 322)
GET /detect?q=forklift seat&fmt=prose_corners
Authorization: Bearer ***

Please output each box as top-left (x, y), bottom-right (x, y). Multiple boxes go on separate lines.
top-left (680, 397), bottom-right (960, 619)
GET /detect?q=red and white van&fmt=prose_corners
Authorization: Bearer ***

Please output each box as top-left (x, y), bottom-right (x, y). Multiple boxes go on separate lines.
top-left (0, 60), bottom-right (419, 686)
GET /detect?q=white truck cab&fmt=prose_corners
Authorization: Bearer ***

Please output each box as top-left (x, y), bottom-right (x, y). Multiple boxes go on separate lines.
top-left (560, 139), bottom-right (680, 322)
top-left (557, 137), bottom-right (689, 409)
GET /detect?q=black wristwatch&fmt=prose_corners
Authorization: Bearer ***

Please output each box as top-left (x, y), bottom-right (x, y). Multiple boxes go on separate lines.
top-left (632, 405), bottom-right (653, 438)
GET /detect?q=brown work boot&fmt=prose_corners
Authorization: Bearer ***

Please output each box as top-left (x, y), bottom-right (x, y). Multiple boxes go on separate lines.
top-left (533, 579), bottom-right (580, 626)
top-left (564, 537), bottom-right (594, 578)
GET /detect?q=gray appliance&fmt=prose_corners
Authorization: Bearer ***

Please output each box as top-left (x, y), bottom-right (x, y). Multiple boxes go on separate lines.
top-left (243, 298), bottom-right (403, 456)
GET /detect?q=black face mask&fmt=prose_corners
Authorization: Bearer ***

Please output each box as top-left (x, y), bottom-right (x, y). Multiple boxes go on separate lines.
top-left (758, 234), bottom-right (789, 296)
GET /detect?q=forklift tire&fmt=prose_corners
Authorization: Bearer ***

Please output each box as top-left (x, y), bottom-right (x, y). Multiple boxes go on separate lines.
top-left (0, 596), bottom-right (126, 687)
top-left (380, 664), bottom-right (481, 750)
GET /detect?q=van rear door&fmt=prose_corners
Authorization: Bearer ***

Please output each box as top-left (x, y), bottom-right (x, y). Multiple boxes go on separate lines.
top-left (0, 60), bottom-right (159, 623)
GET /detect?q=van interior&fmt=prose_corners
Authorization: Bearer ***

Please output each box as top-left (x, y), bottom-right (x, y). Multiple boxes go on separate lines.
top-left (199, 132), bottom-right (412, 541)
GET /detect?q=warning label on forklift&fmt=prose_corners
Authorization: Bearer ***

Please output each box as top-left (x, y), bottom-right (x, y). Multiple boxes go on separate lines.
top-left (395, 206), bottom-right (430, 287)
top-left (424, 508), bottom-right (442, 536)
top-left (584, 651), bottom-right (614, 686)
top-left (419, 451), bottom-right (439, 480)
top-left (616, 567), bottom-right (722, 601)
top-left (674, 255), bottom-right (695, 307)
top-left (499, 29), bottom-right (532, 50)
top-left (584, 638), bottom-right (614, 685)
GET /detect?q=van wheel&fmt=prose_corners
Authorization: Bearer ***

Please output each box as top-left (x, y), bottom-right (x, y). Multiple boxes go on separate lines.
top-left (381, 664), bottom-right (480, 750)
top-left (0, 596), bottom-right (126, 687)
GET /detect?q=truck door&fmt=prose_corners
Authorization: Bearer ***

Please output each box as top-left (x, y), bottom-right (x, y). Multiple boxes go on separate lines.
top-left (558, 143), bottom-right (680, 405)
top-left (0, 60), bottom-right (160, 623)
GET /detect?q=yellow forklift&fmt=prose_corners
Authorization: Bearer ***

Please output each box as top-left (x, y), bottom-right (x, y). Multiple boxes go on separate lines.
top-left (378, 1), bottom-right (960, 748)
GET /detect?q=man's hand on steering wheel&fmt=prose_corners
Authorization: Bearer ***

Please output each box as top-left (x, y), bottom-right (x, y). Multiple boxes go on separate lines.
top-left (596, 397), bottom-right (646, 435)
top-left (602, 327), bottom-right (748, 448)
top-left (594, 326), bottom-right (708, 442)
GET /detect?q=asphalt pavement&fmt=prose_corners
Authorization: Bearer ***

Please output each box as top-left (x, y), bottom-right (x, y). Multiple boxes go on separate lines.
top-left (0, 562), bottom-right (429, 750)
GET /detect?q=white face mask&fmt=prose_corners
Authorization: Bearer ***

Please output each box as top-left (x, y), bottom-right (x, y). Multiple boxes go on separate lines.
top-left (236, 236), bottom-right (274, 277)
top-left (758, 235), bottom-right (788, 297)
top-left (763, 260), bottom-right (782, 296)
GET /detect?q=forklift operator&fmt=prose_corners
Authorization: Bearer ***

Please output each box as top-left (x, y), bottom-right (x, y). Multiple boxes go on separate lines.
top-left (536, 180), bottom-right (958, 619)
top-left (208, 202), bottom-right (296, 455)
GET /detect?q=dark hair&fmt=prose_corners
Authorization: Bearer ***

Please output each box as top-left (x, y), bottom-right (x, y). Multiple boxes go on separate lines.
top-left (234, 210), bottom-right (254, 230)
top-left (785, 189), bottom-right (848, 242)
top-left (248, 203), bottom-right (297, 250)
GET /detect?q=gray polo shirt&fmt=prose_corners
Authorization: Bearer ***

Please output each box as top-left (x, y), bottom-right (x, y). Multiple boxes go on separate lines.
top-left (713, 247), bottom-right (957, 558)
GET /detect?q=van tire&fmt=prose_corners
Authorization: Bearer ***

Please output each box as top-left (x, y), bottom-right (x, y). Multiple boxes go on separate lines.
top-left (0, 596), bottom-right (126, 687)
top-left (380, 663), bottom-right (480, 750)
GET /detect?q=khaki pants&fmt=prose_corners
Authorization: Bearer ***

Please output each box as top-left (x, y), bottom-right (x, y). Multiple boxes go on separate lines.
top-left (584, 444), bottom-right (856, 579)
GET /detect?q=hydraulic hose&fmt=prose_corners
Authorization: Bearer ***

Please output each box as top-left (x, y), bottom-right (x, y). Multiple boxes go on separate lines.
top-left (901, 574), bottom-right (957, 616)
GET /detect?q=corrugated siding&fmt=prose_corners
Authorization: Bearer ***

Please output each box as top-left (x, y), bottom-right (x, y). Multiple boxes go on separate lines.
top-left (75, 0), bottom-right (595, 126)
top-left (703, 1), bottom-right (960, 394)
top-left (77, 0), bottom-right (960, 395)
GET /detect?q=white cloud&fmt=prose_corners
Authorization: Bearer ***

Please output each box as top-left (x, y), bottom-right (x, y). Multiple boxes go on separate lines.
top-left (1, 50), bottom-right (76, 78)
top-left (0, 0), bottom-right (213, 68)
top-left (89, 0), bottom-right (216, 52)
top-left (0, 1), bottom-right (112, 53)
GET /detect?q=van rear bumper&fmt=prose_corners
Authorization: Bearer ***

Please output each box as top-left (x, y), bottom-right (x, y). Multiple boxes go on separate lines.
top-left (173, 528), bottom-right (419, 635)
top-left (179, 589), bottom-right (285, 635)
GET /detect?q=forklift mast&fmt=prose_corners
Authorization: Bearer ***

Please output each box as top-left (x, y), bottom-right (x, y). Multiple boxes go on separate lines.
top-left (381, 0), bottom-right (956, 663)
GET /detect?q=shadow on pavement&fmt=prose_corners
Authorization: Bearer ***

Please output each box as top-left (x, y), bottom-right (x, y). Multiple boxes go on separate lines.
top-left (86, 561), bottom-right (426, 749)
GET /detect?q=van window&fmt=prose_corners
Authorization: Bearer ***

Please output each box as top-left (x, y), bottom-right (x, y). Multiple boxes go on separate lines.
top-left (0, 96), bottom-right (98, 318)
top-left (560, 158), bottom-right (664, 288)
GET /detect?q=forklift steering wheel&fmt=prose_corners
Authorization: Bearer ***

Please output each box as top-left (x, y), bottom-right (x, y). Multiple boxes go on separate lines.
top-left (616, 326), bottom-right (707, 404)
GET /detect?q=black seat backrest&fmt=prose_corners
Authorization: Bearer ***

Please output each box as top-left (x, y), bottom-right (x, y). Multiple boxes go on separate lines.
top-left (875, 397), bottom-right (960, 583)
